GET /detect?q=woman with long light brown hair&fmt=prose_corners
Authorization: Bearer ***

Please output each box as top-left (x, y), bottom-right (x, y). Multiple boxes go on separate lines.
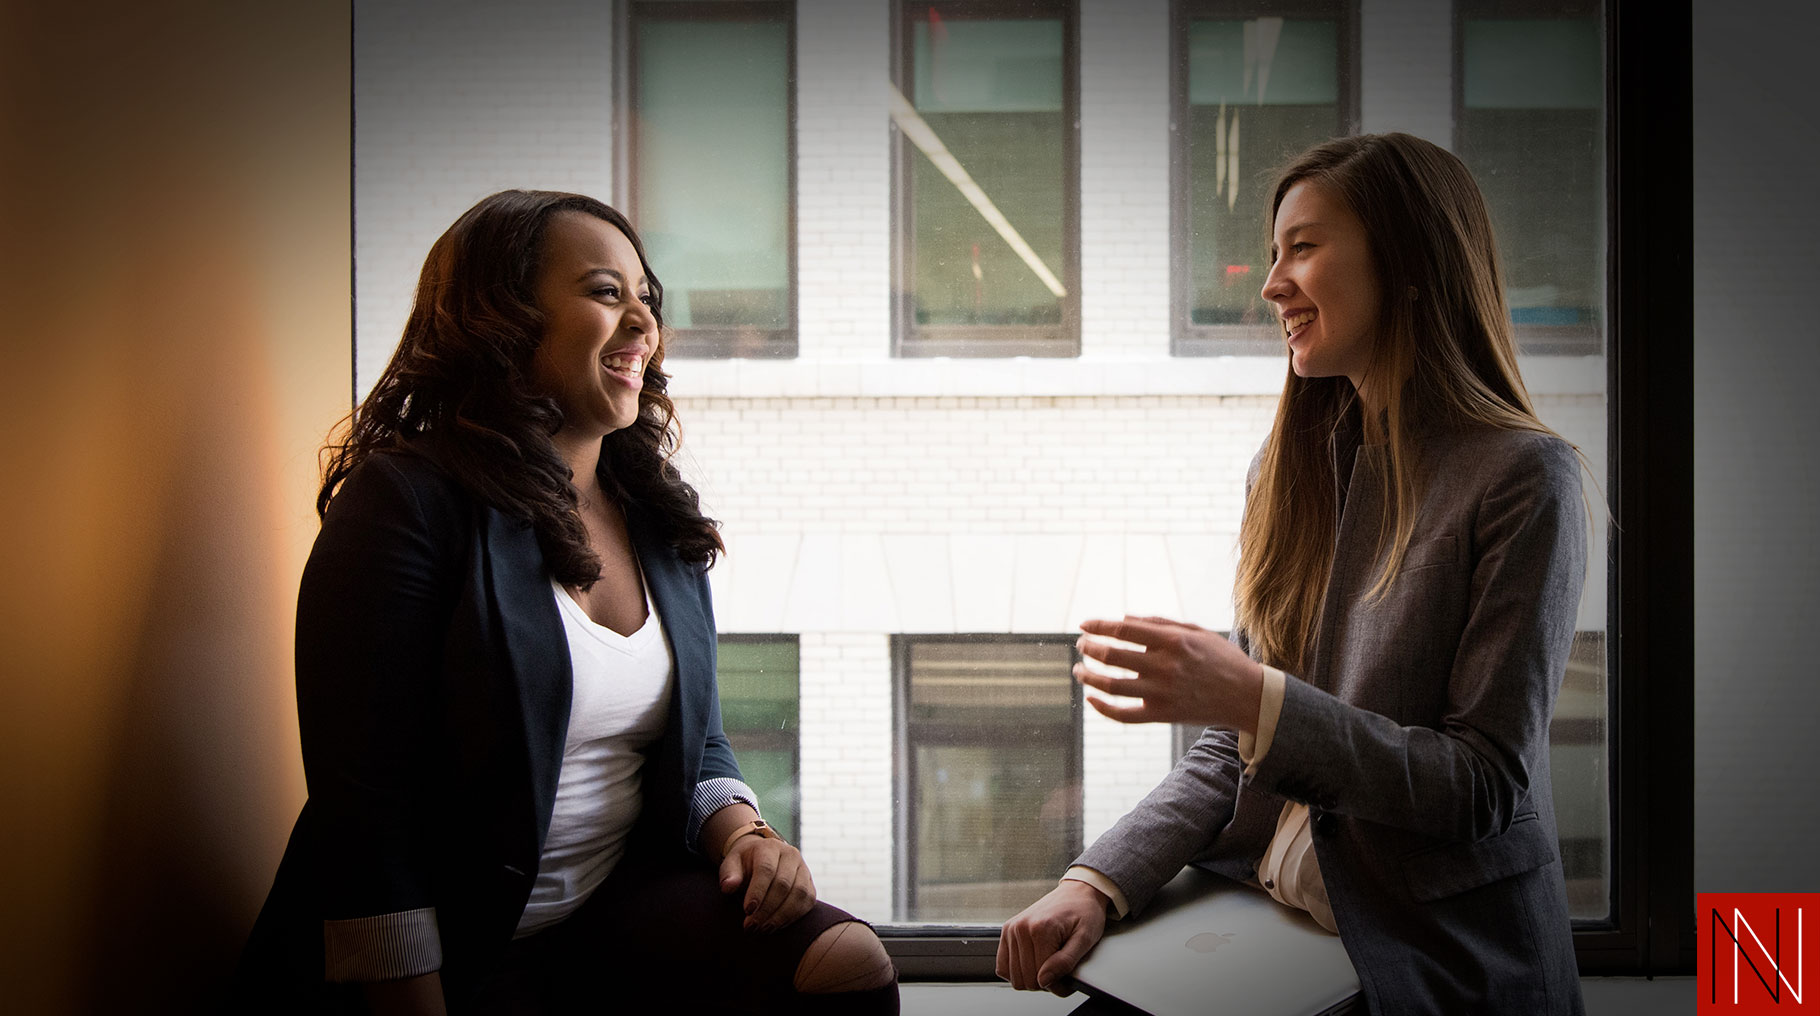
top-left (1000, 133), bottom-right (1588, 1014)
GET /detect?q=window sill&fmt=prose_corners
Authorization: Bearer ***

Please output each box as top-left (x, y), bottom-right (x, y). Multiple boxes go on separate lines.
top-left (880, 930), bottom-right (1003, 981)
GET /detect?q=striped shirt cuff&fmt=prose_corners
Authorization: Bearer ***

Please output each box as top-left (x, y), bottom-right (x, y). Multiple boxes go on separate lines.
top-left (688, 777), bottom-right (762, 850)
top-left (323, 907), bottom-right (441, 982)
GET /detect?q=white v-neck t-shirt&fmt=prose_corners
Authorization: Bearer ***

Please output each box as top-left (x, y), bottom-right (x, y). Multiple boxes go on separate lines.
top-left (515, 577), bottom-right (675, 936)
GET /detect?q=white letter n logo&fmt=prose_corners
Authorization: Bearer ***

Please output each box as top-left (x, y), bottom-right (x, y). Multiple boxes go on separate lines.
top-left (1713, 907), bottom-right (1805, 1004)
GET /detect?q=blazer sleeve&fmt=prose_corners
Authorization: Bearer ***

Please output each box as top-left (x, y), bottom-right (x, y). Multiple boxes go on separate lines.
top-left (1249, 435), bottom-right (1586, 844)
top-left (1071, 702), bottom-right (1248, 914)
top-left (692, 566), bottom-right (744, 784)
top-left (685, 565), bottom-right (753, 850)
top-left (295, 452), bottom-right (466, 979)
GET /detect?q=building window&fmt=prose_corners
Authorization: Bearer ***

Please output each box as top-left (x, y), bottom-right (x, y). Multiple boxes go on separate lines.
top-left (1173, 0), bottom-right (1356, 356)
top-left (625, 1), bottom-right (797, 358)
top-left (894, 636), bottom-right (1082, 922)
top-left (892, 2), bottom-right (1079, 357)
top-left (717, 635), bottom-right (801, 843)
top-left (1455, 0), bottom-right (1603, 354)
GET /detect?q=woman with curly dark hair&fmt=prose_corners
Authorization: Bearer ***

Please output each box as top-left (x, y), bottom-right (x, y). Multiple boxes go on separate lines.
top-left (235, 191), bottom-right (897, 1014)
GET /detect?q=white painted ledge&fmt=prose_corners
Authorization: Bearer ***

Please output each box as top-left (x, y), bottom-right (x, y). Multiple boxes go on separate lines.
top-left (667, 355), bottom-right (1607, 400)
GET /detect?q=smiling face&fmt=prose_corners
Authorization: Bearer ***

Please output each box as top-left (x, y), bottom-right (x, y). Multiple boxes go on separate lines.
top-left (529, 211), bottom-right (658, 440)
top-left (1261, 180), bottom-right (1383, 392)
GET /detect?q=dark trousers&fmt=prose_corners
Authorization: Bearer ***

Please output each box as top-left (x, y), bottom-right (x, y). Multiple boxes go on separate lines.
top-left (450, 852), bottom-right (891, 1015)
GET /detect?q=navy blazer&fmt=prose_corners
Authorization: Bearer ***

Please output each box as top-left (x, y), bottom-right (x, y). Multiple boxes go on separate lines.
top-left (235, 447), bottom-right (740, 1003)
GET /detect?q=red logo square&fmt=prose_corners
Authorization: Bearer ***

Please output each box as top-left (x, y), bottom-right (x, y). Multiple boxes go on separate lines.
top-left (1700, 893), bottom-right (1819, 1011)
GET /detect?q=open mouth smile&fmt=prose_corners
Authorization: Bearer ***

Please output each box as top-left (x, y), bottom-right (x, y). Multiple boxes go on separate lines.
top-left (601, 351), bottom-right (644, 383)
top-left (1282, 310), bottom-right (1315, 339)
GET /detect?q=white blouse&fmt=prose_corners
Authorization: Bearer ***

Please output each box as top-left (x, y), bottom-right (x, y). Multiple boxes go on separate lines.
top-left (515, 579), bottom-right (675, 936)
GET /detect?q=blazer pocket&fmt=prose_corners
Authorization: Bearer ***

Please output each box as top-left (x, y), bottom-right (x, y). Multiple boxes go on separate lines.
top-left (1401, 535), bottom-right (1459, 571)
top-left (1401, 811), bottom-right (1556, 903)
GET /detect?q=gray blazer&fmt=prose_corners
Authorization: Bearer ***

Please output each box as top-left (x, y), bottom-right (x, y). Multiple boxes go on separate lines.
top-left (1076, 422), bottom-right (1587, 1015)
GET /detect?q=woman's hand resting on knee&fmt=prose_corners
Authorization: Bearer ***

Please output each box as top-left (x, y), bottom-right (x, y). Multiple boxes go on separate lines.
top-left (719, 832), bottom-right (818, 932)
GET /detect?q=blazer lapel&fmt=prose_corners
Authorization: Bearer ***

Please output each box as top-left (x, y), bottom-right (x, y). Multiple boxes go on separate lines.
top-left (1311, 419), bottom-right (1381, 694)
top-left (481, 509), bottom-right (573, 852)
top-left (626, 511), bottom-right (714, 845)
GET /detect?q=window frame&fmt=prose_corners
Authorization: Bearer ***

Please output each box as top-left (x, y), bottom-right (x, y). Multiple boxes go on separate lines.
top-left (886, 634), bottom-right (1083, 972)
top-left (1170, 0), bottom-right (1361, 357)
top-left (876, 0), bottom-right (1694, 980)
top-left (889, 0), bottom-right (1082, 359)
top-left (616, 0), bottom-right (800, 359)
top-left (1451, 0), bottom-right (1605, 357)
top-left (1581, 0), bottom-right (1693, 975)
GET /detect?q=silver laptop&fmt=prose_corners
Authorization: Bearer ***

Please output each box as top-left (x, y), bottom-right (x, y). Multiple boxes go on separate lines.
top-left (1064, 865), bottom-right (1361, 1016)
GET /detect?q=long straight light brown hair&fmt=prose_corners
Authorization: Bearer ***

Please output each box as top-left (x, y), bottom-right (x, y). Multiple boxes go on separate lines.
top-left (1235, 133), bottom-right (1569, 673)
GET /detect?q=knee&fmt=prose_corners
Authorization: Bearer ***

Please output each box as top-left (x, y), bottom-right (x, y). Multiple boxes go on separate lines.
top-left (794, 921), bottom-right (896, 994)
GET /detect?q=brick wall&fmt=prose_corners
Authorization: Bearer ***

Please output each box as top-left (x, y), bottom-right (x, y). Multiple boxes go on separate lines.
top-left (797, 632), bottom-right (895, 917)
top-left (796, 0), bottom-right (893, 361)
top-left (1080, 0), bottom-right (1173, 360)
top-left (353, 0), bottom-right (616, 395)
top-left (354, 0), bottom-right (1612, 926)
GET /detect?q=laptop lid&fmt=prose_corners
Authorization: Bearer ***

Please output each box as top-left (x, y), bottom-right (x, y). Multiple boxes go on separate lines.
top-left (1064, 866), bottom-right (1361, 1016)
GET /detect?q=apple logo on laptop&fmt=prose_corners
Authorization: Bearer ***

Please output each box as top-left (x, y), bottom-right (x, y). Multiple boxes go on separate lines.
top-left (1186, 932), bottom-right (1237, 953)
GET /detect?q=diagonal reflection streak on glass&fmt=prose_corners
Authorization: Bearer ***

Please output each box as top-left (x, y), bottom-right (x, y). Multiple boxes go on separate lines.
top-left (888, 83), bottom-right (1067, 298)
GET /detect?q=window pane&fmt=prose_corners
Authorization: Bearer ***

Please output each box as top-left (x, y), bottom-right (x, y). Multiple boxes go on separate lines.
top-left (1457, 15), bottom-right (1603, 350)
top-left (899, 4), bottom-right (1073, 353)
top-left (901, 638), bottom-right (1081, 923)
top-left (1552, 631), bottom-right (1609, 919)
top-left (1185, 16), bottom-right (1343, 334)
top-left (1460, 2), bottom-right (1611, 921)
top-left (717, 636), bottom-right (800, 844)
top-left (353, 0), bottom-right (1621, 959)
top-left (634, 8), bottom-right (794, 356)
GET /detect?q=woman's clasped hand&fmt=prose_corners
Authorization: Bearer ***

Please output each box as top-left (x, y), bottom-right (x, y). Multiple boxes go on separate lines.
top-left (716, 823), bottom-right (817, 933)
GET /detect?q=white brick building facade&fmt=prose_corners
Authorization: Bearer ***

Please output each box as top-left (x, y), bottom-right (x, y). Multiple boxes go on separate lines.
top-left (355, 0), bottom-right (1608, 925)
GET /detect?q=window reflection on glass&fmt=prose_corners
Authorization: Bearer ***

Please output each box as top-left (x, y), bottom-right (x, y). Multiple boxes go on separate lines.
top-left (632, 3), bottom-right (795, 357)
top-left (1458, 0), bottom-right (1608, 917)
top-left (898, 637), bottom-right (1081, 923)
top-left (351, 0), bottom-right (1621, 953)
top-left (717, 635), bottom-right (801, 844)
top-left (1457, 8), bottom-right (1603, 353)
top-left (1550, 630), bottom-right (1608, 919)
top-left (1178, 4), bottom-right (1348, 355)
top-left (898, 3), bottom-right (1075, 355)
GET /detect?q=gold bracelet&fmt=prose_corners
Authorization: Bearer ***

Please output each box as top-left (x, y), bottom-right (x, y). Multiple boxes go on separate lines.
top-left (720, 818), bottom-right (781, 859)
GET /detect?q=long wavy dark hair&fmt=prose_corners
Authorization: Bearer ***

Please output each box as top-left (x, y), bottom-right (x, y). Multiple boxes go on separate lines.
top-left (319, 189), bottom-right (723, 583)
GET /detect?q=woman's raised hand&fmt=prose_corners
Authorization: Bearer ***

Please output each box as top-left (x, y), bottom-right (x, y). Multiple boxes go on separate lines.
top-left (1074, 615), bottom-right (1265, 733)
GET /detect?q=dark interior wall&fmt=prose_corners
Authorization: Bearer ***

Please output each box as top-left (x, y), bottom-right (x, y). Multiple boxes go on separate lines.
top-left (1691, 0), bottom-right (1820, 891)
top-left (0, 3), bottom-right (350, 1011)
